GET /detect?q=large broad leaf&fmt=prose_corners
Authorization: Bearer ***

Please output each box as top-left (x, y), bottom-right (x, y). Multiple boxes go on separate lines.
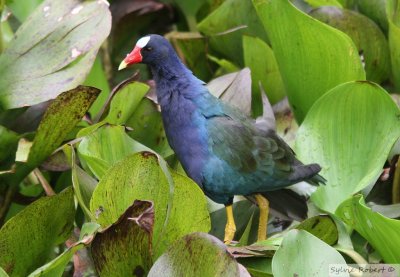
top-left (295, 81), bottom-right (400, 213)
top-left (272, 230), bottom-right (348, 277)
top-left (0, 0), bottom-right (111, 109)
top-left (253, 0), bottom-right (365, 122)
top-left (197, 0), bottom-right (268, 66)
top-left (336, 195), bottom-right (400, 263)
top-left (89, 152), bottom-right (210, 264)
top-left (387, 0), bottom-right (400, 90)
top-left (310, 6), bottom-right (391, 83)
top-left (0, 188), bottom-right (75, 276)
top-left (148, 232), bottom-right (250, 277)
top-left (243, 35), bottom-right (285, 113)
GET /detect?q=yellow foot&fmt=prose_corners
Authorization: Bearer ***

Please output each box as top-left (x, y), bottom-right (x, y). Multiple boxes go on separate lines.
top-left (224, 204), bottom-right (236, 244)
top-left (255, 194), bottom-right (269, 241)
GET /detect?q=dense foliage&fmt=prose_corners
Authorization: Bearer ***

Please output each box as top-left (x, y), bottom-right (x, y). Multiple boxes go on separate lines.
top-left (0, 0), bottom-right (399, 276)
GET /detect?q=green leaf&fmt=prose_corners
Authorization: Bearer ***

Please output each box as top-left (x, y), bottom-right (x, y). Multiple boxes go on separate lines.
top-left (27, 86), bottom-right (100, 168)
top-left (104, 82), bottom-right (149, 125)
top-left (148, 232), bottom-right (250, 277)
top-left (357, 0), bottom-right (388, 32)
top-left (310, 7), bottom-right (391, 83)
top-left (0, 0), bottom-right (111, 109)
top-left (0, 188), bottom-right (75, 276)
top-left (336, 195), bottom-right (400, 263)
top-left (243, 35), bottom-right (285, 114)
top-left (78, 124), bottom-right (150, 179)
top-left (295, 81), bottom-right (400, 213)
top-left (296, 215), bottom-right (338, 245)
top-left (253, 0), bottom-right (365, 122)
top-left (89, 152), bottom-right (210, 261)
top-left (197, 0), bottom-right (268, 66)
top-left (272, 230), bottom-right (348, 277)
top-left (387, 0), bottom-right (400, 90)
top-left (27, 222), bottom-right (100, 277)
top-left (305, 0), bottom-right (342, 7)
top-left (91, 200), bottom-right (154, 276)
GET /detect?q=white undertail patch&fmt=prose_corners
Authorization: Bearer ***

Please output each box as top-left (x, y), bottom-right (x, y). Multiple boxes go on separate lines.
top-left (136, 36), bottom-right (151, 48)
top-left (288, 181), bottom-right (317, 197)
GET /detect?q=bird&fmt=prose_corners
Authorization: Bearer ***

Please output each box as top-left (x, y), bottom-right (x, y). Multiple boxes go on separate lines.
top-left (118, 34), bottom-right (325, 244)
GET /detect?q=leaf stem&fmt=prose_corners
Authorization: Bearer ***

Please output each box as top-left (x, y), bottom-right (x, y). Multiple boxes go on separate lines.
top-left (33, 168), bottom-right (55, 196)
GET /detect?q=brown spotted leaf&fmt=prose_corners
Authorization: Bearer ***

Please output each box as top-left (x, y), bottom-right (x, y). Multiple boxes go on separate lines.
top-left (91, 200), bottom-right (154, 276)
top-left (27, 85), bottom-right (100, 168)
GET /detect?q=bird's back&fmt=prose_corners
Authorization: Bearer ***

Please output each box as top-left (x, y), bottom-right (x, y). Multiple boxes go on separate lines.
top-left (197, 98), bottom-right (324, 203)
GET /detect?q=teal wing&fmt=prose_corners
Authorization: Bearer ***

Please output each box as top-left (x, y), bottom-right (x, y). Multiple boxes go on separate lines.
top-left (205, 113), bottom-right (294, 178)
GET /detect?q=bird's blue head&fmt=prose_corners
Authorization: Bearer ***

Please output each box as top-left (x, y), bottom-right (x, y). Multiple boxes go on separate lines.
top-left (118, 34), bottom-right (178, 70)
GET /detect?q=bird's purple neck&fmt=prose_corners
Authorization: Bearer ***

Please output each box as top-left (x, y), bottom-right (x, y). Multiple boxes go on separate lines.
top-left (148, 57), bottom-right (206, 109)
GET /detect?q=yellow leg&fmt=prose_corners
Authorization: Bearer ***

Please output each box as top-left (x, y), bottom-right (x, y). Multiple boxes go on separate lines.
top-left (224, 204), bottom-right (236, 244)
top-left (255, 194), bottom-right (269, 241)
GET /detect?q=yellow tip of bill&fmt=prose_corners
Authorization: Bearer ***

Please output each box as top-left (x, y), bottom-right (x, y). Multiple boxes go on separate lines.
top-left (118, 60), bottom-right (128, 71)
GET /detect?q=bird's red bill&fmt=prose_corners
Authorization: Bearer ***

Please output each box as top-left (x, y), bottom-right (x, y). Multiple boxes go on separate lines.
top-left (119, 46), bottom-right (142, 70)
top-left (125, 46), bottom-right (142, 64)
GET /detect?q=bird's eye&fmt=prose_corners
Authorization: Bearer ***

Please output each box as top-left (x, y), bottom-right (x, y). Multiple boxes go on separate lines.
top-left (144, 46), bottom-right (153, 51)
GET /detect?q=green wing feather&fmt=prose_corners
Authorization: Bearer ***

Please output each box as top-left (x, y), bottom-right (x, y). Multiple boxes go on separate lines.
top-left (206, 112), bottom-right (295, 177)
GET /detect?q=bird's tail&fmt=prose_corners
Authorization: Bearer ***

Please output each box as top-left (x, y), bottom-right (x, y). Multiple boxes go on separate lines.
top-left (289, 163), bottom-right (326, 186)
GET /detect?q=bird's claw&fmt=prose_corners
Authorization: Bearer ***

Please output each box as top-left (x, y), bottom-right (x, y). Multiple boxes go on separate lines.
top-left (224, 223), bottom-right (236, 245)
